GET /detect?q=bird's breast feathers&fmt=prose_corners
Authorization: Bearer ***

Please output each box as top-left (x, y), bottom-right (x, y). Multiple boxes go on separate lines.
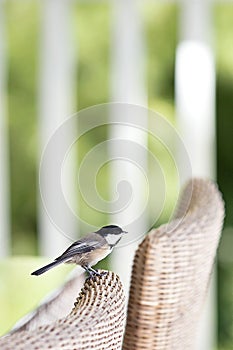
top-left (67, 245), bottom-right (112, 267)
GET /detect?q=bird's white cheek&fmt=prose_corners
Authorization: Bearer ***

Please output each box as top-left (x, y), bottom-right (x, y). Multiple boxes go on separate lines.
top-left (105, 234), bottom-right (121, 246)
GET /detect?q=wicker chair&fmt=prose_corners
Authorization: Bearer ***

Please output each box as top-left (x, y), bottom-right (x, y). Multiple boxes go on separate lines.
top-left (0, 178), bottom-right (224, 350)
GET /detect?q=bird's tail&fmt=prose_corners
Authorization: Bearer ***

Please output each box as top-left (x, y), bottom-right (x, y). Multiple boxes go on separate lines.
top-left (31, 259), bottom-right (64, 276)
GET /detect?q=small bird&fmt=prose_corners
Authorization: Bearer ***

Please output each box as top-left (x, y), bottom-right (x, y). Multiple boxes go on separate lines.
top-left (31, 225), bottom-right (127, 277)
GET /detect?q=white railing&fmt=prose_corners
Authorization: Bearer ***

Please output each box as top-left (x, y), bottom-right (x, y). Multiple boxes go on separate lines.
top-left (38, 0), bottom-right (77, 257)
top-left (109, 0), bottom-right (147, 293)
top-left (176, 1), bottom-right (216, 349)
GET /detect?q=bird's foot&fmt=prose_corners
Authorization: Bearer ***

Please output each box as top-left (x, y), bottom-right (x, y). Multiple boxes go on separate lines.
top-left (82, 266), bottom-right (107, 279)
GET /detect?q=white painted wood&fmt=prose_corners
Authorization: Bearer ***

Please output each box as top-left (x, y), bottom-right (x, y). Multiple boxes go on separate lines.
top-left (38, 0), bottom-right (77, 257)
top-left (0, 1), bottom-right (10, 257)
top-left (176, 42), bottom-right (215, 179)
top-left (109, 0), bottom-right (147, 293)
top-left (176, 1), bottom-right (216, 349)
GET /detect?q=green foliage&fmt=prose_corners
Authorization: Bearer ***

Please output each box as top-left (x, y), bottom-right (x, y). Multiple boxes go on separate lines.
top-left (214, 4), bottom-right (233, 348)
top-left (0, 257), bottom-right (73, 336)
top-left (6, 0), bottom-right (39, 254)
top-left (144, 2), bottom-right (178, 101)
top-left (73, 2), bottom-right (111, 110)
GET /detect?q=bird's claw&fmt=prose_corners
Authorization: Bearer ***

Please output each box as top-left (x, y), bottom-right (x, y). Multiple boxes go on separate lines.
top-left (87, 269), bottom-right (108, 279)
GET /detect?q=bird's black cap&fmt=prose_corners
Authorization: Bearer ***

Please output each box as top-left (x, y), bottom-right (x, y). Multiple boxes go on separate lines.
top-left (97, 225), bottom-right (127, 236)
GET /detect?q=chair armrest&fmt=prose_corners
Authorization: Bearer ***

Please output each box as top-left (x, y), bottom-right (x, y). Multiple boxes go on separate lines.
top-left (0, 271), bottom-right (126, 350)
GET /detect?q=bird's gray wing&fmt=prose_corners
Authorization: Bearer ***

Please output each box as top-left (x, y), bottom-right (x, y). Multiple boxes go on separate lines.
top-left (55, 234), bottom-right (105, 261)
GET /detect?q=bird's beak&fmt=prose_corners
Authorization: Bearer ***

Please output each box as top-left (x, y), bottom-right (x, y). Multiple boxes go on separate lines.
top-left (123, 230), bottom-right (128, 234)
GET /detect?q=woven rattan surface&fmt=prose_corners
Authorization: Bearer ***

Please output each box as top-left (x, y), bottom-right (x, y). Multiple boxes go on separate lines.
top-left (123, 178), bottom-right (224, 350)
top-left (0, 271), bottom-right (126, 350)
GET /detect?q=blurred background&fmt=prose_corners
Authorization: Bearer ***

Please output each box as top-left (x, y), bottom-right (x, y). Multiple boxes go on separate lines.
top-left (0, 1), bottom-right (232, 349)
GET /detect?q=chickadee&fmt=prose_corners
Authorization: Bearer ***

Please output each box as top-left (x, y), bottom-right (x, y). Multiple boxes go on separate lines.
top-left (31, 225), bottom-right (127, 277)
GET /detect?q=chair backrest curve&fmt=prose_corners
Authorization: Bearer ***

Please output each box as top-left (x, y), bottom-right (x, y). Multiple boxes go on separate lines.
top-left (123, 178), bottom-right (224, 350)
